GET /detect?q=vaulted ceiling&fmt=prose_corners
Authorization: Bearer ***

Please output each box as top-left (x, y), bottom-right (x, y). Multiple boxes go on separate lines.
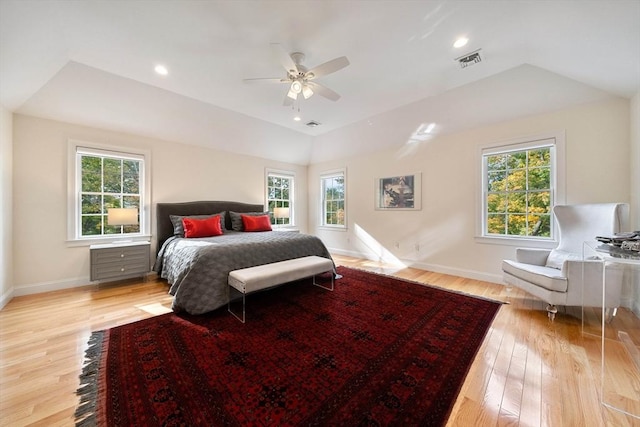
top-left (1, 1), bottom-right (638, 164)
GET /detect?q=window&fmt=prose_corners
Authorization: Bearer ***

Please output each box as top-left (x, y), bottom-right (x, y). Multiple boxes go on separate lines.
top-left (266, 169), bottom-right (294, 226)
top-left (68, 141), bottom-right (150, 242)
top-left (481, 133), bottom-right (564, 241)
top-left (320, 169), bottom-right (346, 228)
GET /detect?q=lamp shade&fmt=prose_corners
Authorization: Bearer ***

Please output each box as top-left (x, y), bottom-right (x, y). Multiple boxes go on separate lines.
top-left (290, 80), bottom-right (302, 94)
top-left (302, 84), bottom-right (314, 99)
top-left (107, 208), bottom-right (139, 226)
top-left (287, 89), bottom-right (298, 100)
top-left (273, 207), bottom-right (290, 219)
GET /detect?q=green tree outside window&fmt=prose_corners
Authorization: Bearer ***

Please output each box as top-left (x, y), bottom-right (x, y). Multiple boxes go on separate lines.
top-left (79, 154), bottom-right (142, 237)
top-left (266, 173), bottom-right (293, 225)
top-left (485, 147), bottom-right (552, 238)
top-left (321, 174), bottom-right (345, 226)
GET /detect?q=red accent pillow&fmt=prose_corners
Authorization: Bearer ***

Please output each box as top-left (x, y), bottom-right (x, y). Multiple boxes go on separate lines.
top-left (182, 215), bottom-right (223, 238)
top-left (241, 214), bottom-right (272, 232)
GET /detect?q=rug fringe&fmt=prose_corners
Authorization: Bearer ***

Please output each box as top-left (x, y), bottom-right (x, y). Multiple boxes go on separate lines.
top-left (75, 330), bottom-right (105, 427)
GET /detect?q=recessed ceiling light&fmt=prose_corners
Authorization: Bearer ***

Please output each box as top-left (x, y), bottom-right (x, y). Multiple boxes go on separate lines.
top-left (154, 64), bottom-right (169, 76)
top-left (293, 116), bottom-right (301, 122)
top-left (453, 37), bottom-right (468, 48)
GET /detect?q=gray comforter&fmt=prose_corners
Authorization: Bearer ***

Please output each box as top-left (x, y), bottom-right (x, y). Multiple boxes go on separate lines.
top-left (154, 231), bottom-right (334, 314)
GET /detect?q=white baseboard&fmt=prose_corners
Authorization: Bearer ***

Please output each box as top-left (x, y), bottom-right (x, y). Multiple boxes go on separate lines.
top-left (329, 247), bottom-right (504, 286)
top-left (12, 276), bottom-right (91, 297)
top-left (632, 299), bottom-right (640, 318)
top-left (5, 272), bottom-right (158, 303)
top-left (409, 260), bottom-right (504, 285)
top-left (329, 247), bottom-right (369, 258)
top-left (0, 286), bottom-right (15, 310)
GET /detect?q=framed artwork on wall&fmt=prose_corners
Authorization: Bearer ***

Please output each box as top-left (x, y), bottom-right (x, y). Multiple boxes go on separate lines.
top-left (375, 173), bottom-right (422, 210)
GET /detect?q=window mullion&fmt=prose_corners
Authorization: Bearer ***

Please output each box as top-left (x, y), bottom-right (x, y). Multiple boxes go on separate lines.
top-left (100, 157), bottom-right (104, 235)
top-left (525, 151), bottom-right (529, 236)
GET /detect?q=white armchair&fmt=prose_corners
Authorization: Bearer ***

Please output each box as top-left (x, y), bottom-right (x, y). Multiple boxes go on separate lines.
top-left (502, 203), bottom-right (628, 320)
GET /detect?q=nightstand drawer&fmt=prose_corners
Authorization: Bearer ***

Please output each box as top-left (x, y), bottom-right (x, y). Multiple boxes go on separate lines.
top-left (91, 260), bottom-right (149, 281)
top-left (91, 245), bottom-right (149, 265)
top-left (90, 242), bottom-right (150, 282)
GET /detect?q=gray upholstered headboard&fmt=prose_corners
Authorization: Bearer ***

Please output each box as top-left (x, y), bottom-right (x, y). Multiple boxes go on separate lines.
top-left (155, 201), bottom-right (265, 254)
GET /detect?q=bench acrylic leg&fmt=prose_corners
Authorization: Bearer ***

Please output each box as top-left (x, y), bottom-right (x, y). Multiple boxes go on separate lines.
top-left (312, 272), bottom-right (334, 291)
top-left (228, 287), bottom-right (246, 323)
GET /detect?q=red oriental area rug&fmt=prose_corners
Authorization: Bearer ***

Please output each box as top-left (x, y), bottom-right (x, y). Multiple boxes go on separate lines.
top-left (76, 266), bottom-right (501, 427)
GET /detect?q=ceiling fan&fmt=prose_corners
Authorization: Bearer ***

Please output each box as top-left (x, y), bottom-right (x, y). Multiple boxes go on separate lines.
top-left (244, 44), bottom-right (350, 106)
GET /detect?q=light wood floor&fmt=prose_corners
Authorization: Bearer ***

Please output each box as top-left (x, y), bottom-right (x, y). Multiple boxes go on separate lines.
top-left (1, 254), bottom-right (639, 426)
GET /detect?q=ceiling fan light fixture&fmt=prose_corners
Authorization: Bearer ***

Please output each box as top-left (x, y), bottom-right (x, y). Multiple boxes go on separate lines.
top-left (291, 80), bottom-right (303, 94)
top-left (249, 45), bottom-right (349, 107)
top-left (302, 85), bottom-right (313, 99)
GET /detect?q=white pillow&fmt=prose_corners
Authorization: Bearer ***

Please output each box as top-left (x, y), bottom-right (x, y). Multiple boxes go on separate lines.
top-left (545, 249), bottom-right (580, 270)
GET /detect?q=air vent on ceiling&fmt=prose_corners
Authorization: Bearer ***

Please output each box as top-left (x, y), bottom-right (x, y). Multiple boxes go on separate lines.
top-left (306, 120), bottom-right (321, 127)
top-left (455, 49), bottom-right (483, 69)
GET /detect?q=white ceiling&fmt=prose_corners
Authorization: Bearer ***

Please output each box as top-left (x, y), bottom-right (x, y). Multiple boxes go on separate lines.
top-left (1, 0), bottom-right (639, 164)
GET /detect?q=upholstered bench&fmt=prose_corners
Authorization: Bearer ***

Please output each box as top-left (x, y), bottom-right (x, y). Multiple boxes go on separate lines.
top-left (228, 255), bottom-right (334, 322)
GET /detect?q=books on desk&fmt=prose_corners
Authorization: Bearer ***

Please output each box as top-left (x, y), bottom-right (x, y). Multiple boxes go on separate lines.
top-left (595, 243), bottom-right (640, 260)
top-left (596, 231), bottom-right (640, 245)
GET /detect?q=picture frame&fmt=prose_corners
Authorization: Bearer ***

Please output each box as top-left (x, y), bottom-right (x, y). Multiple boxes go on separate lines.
top-left (375, 173), bottom-right (422, 210)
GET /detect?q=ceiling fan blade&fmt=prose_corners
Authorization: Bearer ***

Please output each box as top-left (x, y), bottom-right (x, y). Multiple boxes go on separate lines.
top-left (271, 43), bottom-right (298, 75)
top-left (306, 81), bottom-right (341, 101)
top-left (306, 56), bottom-right (349, 79)
top-left (243, 78), bottom-right (288, 84)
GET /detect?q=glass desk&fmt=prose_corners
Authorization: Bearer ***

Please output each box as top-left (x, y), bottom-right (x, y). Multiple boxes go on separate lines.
top-left (583, 241), bottom-right (640, 420)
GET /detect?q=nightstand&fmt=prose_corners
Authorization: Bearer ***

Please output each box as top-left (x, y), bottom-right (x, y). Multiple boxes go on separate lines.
top-left (90, 241), bottom-right (151, 282)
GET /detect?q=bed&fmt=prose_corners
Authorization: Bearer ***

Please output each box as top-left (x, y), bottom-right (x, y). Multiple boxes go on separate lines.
top-left (153, 201), bottom-right (335, 315)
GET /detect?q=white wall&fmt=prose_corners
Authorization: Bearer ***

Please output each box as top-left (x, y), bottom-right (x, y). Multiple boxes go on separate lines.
top-left (11, 114), bottom-right (307, 294)
top-left (6, 94), bottom-right (637, 303)
top-left (630, 91), bottom-right (640, 314)
top-left (309, 98), bottom-right (631, 285)
top-left (0, 107), bottom-right (13, 308)
top-left (631, 92), bottom-right (639, 231)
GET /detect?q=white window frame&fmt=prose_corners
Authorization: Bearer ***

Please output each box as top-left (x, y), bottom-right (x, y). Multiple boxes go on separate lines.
top-left (67, 140), bottom-right (151, 245)
top-left (319, 168), bottom-right (347, 230)
top-left (265, 168), bottom-right (295, 227)
top-left (476, 131), bottom-right (565, 247)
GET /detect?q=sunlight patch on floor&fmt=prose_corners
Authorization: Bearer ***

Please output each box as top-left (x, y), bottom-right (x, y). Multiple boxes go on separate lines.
top-left (136, 302), bottom-right (173, 315)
